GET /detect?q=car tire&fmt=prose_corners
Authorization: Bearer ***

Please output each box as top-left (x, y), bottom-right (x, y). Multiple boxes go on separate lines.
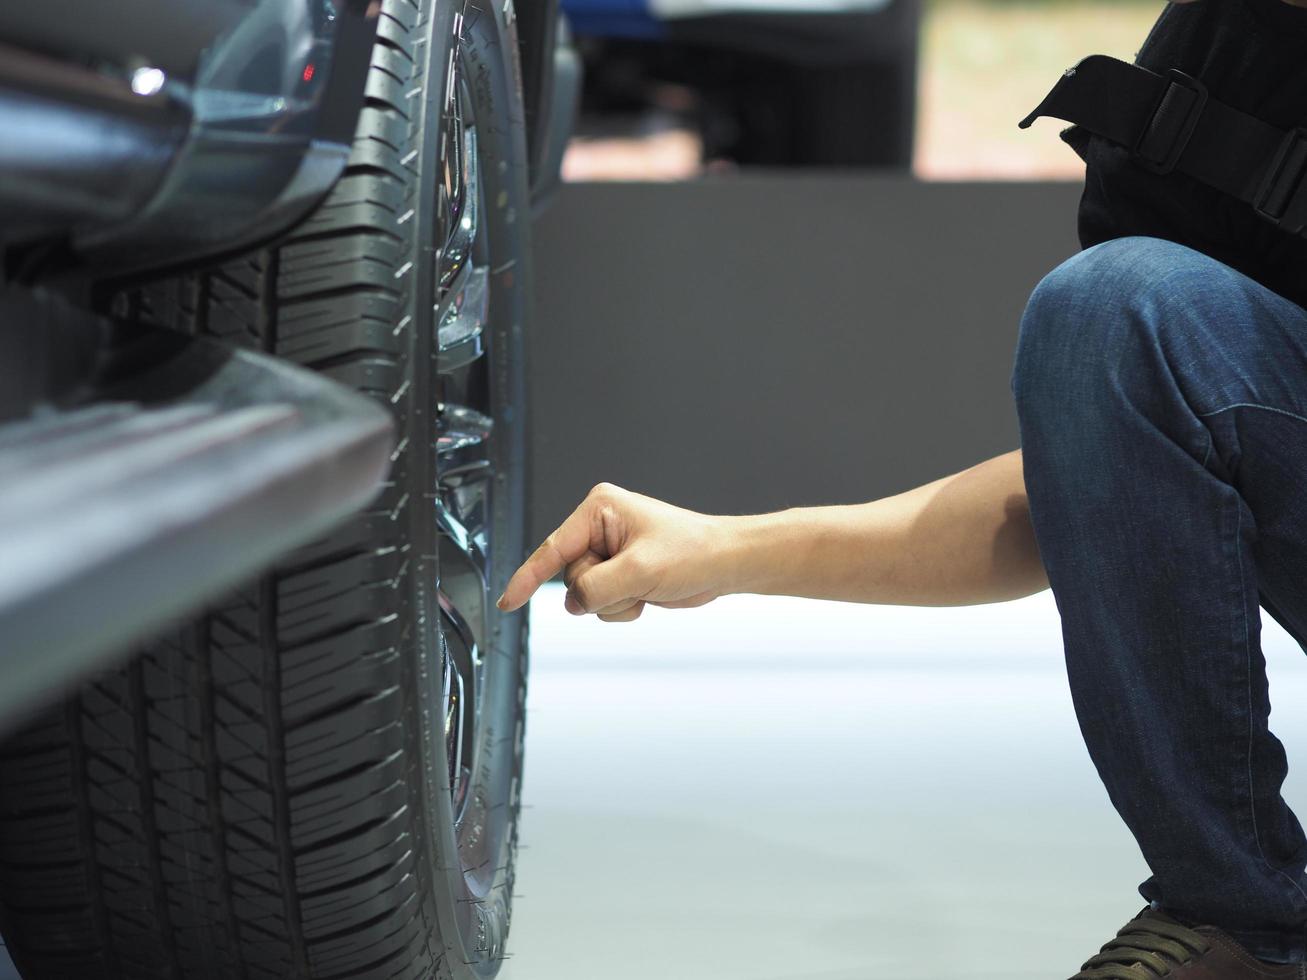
top-left (0, 0), bottom-right (531, 977)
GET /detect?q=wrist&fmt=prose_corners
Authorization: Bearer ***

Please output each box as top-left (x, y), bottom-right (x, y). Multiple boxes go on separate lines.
top-left (711, 510), bottom-right (799, 596)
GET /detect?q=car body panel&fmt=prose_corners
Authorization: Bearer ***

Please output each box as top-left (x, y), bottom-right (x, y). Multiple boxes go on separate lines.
top-left (2, 0), bottom-right (572, 275)
top-left (0, 0), bottom-right (379, 274)
top-left (0, 0), bottom-right (576, 721)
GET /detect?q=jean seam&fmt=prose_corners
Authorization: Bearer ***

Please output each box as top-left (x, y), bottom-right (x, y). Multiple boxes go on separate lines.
top-left (1229, 478), bottom-right (1307, 913)
top-left (1199, 402), bottom-right (1307, 427)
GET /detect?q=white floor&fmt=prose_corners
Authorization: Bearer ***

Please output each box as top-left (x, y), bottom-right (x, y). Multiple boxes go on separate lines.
top-left (498, 586), bottom-right (1307, 980)
top-left (7, 587), bottom-right (1307, 979)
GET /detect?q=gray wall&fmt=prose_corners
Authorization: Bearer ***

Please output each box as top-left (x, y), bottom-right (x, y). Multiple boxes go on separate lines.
top-left (529, 176), bottom-right (1082, 540)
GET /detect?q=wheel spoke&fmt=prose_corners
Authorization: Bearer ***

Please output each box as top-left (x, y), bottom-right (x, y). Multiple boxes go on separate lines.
top-left (437, 263), bottom-right (489, 371)
top-left (435, 402), bottom-right (492, 456)
top-left (436, 496), bottom-right (488, 585)
top-left (439, 124), bottom-right (479, 294)
top-left (435, 402), bottom-right (491, 588)
top-left (440, 624), bottom-right (467, 809)
top-left (436, 93), bottom-right (486, 373)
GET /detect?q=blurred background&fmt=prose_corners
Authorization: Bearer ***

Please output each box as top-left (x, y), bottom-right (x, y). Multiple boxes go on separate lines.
top-left (523, 0), bottom-right (1173, 531)
top-left (556, 0), bottom-right (1161, 181)
top-left (521, 0), bottom-right (1179, 540)
top-left (498, 1), bottom-right (1297, 979)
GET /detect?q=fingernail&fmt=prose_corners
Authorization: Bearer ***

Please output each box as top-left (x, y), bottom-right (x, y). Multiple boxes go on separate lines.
top-left (496, 592), bottom-right (507, 610)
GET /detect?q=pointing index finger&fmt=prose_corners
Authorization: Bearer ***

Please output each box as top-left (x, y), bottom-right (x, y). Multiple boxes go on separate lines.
top-left (497, 504), bottom-right (595, 612)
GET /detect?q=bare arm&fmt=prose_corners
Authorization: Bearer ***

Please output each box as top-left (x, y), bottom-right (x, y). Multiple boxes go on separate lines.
top-left (716, 449), bottom-right (1047, 606)
top-left (498, 449), bottom-right (1048, 622)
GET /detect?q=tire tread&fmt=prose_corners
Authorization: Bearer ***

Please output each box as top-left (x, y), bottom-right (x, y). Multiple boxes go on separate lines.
top-left (0, 0), bottom-right (457, 976)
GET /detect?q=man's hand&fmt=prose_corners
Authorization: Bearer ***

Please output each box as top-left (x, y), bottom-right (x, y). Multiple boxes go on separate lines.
top-left (497, 483), bottom-right (735, 622)
top-left (498, 452), bottom-right (1046, 615)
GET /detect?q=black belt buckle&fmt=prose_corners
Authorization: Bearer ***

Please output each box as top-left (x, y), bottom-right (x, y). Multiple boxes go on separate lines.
top-left (1253, 126), bottom-right (1307, 233)
top-left (1132, 68), bottom-right (1208, 176)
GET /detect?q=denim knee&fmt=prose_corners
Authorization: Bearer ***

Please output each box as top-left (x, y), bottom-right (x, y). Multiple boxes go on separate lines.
top-left (1011, 236), bottom-right (1210, 427)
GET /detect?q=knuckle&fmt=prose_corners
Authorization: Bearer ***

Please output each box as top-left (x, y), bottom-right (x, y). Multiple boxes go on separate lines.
top-left (540, 533), bottom-right (565, 563)
top-left (589, 481), bottom-right (623, 501)
top-left (570, 577), bottom-right (595, 611)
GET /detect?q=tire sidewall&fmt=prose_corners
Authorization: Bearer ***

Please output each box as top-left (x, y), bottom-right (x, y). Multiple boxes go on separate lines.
top-left (420, 0), bottom-right (531, 974)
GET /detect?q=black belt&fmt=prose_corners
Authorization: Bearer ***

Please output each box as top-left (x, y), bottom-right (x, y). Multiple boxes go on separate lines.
top-left (1019, 54), bottom-right (1307, 238)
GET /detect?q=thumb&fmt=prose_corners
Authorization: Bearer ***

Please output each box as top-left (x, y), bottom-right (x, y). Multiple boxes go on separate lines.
top-left (569, 551), bottom-right (650, 614)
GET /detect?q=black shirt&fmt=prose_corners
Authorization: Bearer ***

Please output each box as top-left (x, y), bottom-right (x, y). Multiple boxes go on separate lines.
top-left (1061, 0), bottom-right (1307, 308)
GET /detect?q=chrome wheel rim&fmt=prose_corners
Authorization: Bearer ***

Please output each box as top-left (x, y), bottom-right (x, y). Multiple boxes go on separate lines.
top-left (434, 56), bottom-right (492, 830)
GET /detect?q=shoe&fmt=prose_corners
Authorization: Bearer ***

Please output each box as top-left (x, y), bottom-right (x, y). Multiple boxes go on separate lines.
top-left (1069, 906), bottom-right (1307, 979)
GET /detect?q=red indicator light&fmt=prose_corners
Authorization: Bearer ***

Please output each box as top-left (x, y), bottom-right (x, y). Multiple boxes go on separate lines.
top-left (302, 63), bottom-right (316, 83)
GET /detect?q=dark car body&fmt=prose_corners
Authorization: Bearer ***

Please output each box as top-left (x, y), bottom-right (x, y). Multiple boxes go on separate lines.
top-left (1, 0), bottom-right (569, 273)
top-left (1, 0), bottom-right (380, 276)
top-left (0, 0), bottom-right (575, 723)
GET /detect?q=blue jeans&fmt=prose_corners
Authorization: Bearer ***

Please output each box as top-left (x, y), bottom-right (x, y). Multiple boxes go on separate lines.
top-left (1012, 236), bottom-right (1307, 962)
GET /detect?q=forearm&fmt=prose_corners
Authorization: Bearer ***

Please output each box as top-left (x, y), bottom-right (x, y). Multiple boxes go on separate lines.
top-left (718, 449), bottom-right (1048, 606)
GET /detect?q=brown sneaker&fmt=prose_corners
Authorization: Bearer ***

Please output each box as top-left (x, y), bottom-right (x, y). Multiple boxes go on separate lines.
top-left (1070, 906), bottom-right (1307, 980)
